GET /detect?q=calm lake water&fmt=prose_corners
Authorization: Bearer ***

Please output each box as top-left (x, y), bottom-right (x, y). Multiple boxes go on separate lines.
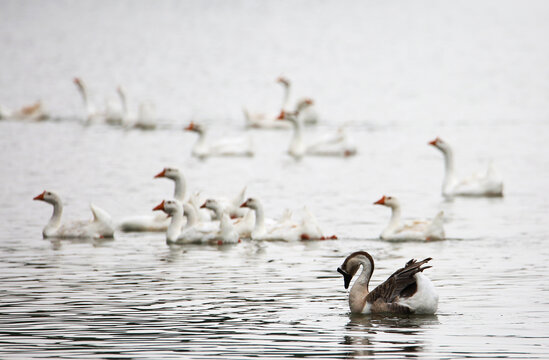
top-left (2, 0), bottom-right (549, 359)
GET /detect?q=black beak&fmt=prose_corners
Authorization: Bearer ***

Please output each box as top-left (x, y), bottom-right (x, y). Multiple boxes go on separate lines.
top-left (337, 267), bottom-right (352, 289)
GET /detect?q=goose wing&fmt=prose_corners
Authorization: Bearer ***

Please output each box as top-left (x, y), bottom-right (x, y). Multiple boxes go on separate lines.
top-left (366, 258), bottom-right (433, 305)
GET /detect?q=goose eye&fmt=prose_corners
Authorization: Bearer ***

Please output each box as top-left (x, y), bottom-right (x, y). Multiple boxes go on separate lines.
top-left (387, 196), bottom-right (392, 200)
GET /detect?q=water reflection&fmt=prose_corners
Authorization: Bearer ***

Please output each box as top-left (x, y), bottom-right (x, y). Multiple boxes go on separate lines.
top-left (343, 313), bottom-right (439, 359)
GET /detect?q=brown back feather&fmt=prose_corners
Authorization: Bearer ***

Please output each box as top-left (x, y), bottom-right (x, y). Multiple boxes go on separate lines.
top-left (366, 257), bottom-right (433, 304)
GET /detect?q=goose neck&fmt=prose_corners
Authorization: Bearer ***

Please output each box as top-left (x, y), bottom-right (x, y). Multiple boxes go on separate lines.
top-left (252, 204), bottom-right (266, 234)
top-left (166, 209), bottom-right (184, 243)
top-left (383, 204), bottom-right (402, 236)
top-left (441, 147), bottom-right (456, 194)
top-left (349, 261), bottom-right (373, 313)
top-left (182, 204), bottom-right (197, 229)
top-left (173, 174), bottom-right (187, 202)
top-left (44, 200), bottom-right (63, 236)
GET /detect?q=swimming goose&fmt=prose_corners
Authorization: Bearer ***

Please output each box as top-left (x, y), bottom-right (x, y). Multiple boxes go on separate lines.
top-left (373, 196), bottom-right (445, 241)
top-left (33, 190), bottom-right (115, 239)
top-left (116, 167), bottom-right (186, 232)
top-left (117, 86), bottom-right (157, 130)
top-left (429, 137), bottom-right (503, 197)
top-left (0, 101), bottom-right (50, 121)
top-left (280, 99), bottom-right (356, 159)
top-left (243, 76), bottom-right (293, 129)
top-left (153, 199), bottom-right (220, 244)
top-left (73, 77), bottom-right (102, 123)
top-left (200, 199), bottom-right (253, 237)
top-left (240, 197), bottom-right (335, 241)
top-left (184, 122), bottom-right (254, 158)
top-left (337, 251), bottom-right (438, 315)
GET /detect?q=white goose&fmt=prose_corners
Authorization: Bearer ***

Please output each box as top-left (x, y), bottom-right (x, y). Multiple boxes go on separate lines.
top-left (117, 86), bottom-right (157, 130)
top-left (280, 99), bottom-right (356, 159)
top-left (243, 76), bottom-right (292, 129)
top-left (117, 167), bottom-right (186, 232)
top-left (373, 195), bottom-right (445, 241)
top-left (155, 199), bottom-right (240, 245)
top-left (0, 101), bottom-right (50, 121)
top-left (184, 122), bottom-right (254, 158)
top-left (73, 77), bottom-right (103, 123)
top-left (337, 251), bottom-right (438, 315)
top-left (429, 137), bottom-right (504, 197)
top-left (153, 200), bottom-right (224, 244)
top-left (200, 199), bottom-right (254, 237)
top-left (240, 197), bottom-right (336, 241)
top-left (33, 190), bottom-right (115, 239)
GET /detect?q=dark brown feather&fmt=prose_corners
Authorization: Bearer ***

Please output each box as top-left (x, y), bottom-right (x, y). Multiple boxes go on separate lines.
top-left (366, 257), bottom-right (432, 305)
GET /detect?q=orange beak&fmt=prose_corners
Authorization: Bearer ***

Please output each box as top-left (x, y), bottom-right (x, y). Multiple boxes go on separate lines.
top-left (154, 169), bottom-right (166, 178)
top-left (184, 122), bottom-right (195, 131)
top-left (276, 111), bottom-right (285, 120)
top-left (304, 98), bottom-right (314, 105)
top-left (200, 202), bottom-right (207, 209)
top-left (33, 190), bottom-right (46, 201)
top-left (240, 200), bottom-right (248, 208)
top-left (428, 138), bottom-right (439, 146)
top-left (153, 200), bottom-right (165, 211)
top-left (374, 196), bottom-right (386, 205)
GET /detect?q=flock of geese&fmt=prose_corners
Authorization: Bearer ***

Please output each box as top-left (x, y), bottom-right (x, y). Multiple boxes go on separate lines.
top-left (19, 76), bottom-right (504, 316)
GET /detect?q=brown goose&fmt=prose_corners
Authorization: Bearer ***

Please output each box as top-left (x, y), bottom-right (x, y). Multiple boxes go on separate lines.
top-left (337, 251), bottom-right (438, 315)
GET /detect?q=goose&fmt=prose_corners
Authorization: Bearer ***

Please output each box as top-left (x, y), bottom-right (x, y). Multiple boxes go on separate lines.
top-left (73, 77), bottom-right (103, 123)
top-left (117, 167), bottom-right (186, 232)
top-left (280, 99), bottom-right (356, 159)
top-left (184, 122), bottom-right (254, 158)
top-left (200, 199), bottom-right (254, 237)
top-left (240, 197), bottom-right (336, 241)
top-left (0, 101), bottom-right (50, 121)
top-left (155, 199), bottom-right (240, 245)
top-left (337, 251), bottom-right (438, 315)
top-left (33, 190), bottom-right (115, 239)
top-left (117, 86), bottom-right (157, 130)
top-left (152, 200), bottom-right (222, 244)
top-left (243, 76), bottom-right (293, 129)
top-left (429, 137), bottom-right (503, 197)
top-left (373, 195), bottom-right (445, 241)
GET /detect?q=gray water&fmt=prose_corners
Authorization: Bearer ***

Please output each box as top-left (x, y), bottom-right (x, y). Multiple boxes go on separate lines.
top-left (2, 1), bottom-right (549, 359)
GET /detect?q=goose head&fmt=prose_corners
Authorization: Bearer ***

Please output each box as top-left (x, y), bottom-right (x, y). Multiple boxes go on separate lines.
top-left (153, 199), bottom-right (181, 217)
top-left (276, 76), bottom-right (290, 88)
top-left (295, 98), bottom-right (314, 113)
top-left (428, 137), bottom-right (450, 153)
top-left (184, 122), bottom-right (204, 134)
top-left (240, 197), bottom-right (260, 210)
top-left (154, 167), bottom-right (180, 180)
top-left (33, 190), bottom-right (61, 205)
top-left (373, 195), bottom-right (399, 209)
top-left (337, 251), bottom-right (374, 289)
top-left (200, 199), bottom-right (221, 212)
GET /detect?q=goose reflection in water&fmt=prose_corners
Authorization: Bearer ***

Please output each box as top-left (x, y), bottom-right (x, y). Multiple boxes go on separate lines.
top-left (342, 313), bottom-right (439, 359)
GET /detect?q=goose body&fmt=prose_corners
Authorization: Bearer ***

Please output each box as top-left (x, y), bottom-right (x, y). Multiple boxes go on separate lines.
top-left (429, 137), bottom-right (503, 197)
top-left (337, 251), bottom-right (438, 315)
top-left (240, 198), bottom-right (334, 241)
top-left (0, 101), bottom-right (49, 121)
top-left (117, 86), bottom-right (157, 130)
top-left (281, 99), bottom-right (356, 159)
top-left (73, 77), bottom-right (103, 123)
top-left (374, 196), bottom-right (445, 241)
top-left (155, 200), bottom-right (239, 245)
top-left (185, 122), bottom-right (254, 158)
top-left (117, 167), bottom-right (185, 232)
top-left (243, 77), bottom-right (293, 129)
top-left (33, 190), bottom-right (115, 239)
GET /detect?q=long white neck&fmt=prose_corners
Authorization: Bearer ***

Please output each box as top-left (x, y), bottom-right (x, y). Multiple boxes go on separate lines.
top-left (349, 261), bottom-right (373, 313)
top-left (117, 87), bottom-right (129, 119)
top-left (440, 147), bottom-right (456, 195)
top-left (281, 84), bottom-right (291, 110)
top-left (172, 174), bottom-right (186, 202)
top-left (182, 204), bottom-right (198, 229)
top-left (382, 204), bottom-right (402, 238)
top-left (77, 82), bottom-right (94, 116)
top-left (193, 130), bottom-right (208, 154)
top-left (44, 199), bottom-right (63, 237)
top-left (288, 119), bottom-right (304, 157)
top-left (166, 208), bottom-right (184, 243)
top-left (210, 203), bottom-right (223, 220)
top-left (251, 203), bottom-right (266, 236)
